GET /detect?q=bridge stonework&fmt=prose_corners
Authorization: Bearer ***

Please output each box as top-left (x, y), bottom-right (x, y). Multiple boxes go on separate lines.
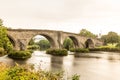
top-left (7, 29), bottom-right (103, 50)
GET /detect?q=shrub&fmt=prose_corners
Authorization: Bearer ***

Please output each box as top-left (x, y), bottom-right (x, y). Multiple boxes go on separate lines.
top-left (0, 48), bottom-right (7, 55)
top-left (0, 47), bottom-right (6, 55)
top-left (72, 74), bottom-right (80, 80)
top-left (0, 63), bottom-right (80, 80)
top-left (46, 48), bottom-right (68, 56)
top-left (70, 48), bottom-right (89, 53)
top-left (89, 47), bottom-right (120, 52)
top-left (27, 45), bottom-right (40, 50)
top-left (0, 64), bottom-right (64, 80)
top-left (89, 48), bottom-right (101, 51)
top-left (116, 43), bottom-right (120, 48)
top-left (8, 50), bottom-right (32, 59)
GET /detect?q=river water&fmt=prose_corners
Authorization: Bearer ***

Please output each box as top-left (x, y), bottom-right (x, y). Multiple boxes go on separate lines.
top-left (0, 51), bottom-right (120, 80)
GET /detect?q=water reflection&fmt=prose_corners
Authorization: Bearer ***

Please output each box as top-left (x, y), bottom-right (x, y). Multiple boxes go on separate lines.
top-left (0, 51), bottom-right (120, 80)
top-left (50, 56), bottom-right (63, 71)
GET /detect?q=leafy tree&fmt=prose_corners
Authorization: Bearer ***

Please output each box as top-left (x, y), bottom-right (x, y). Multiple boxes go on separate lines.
top-left (101, 35), bottom-right (107, 45)
top-left (0, 19), bottom-right (13, 53)
top-left (0, 19), bottom-right (3, 26)
top-left (63, 38), bottom-right (74, 50)
top-left (37, 39), bottom-right (50, 50)
top-left (101, 31), bottom-right (120, 45)
top-left (79, 29), bottom-right (97, 38)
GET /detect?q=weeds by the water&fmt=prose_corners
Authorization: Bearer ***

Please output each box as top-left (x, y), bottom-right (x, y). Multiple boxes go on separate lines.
top-left (0, 63), bottom-right (80, 80)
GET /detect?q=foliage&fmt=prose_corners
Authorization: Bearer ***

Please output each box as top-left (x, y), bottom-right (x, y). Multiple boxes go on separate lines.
top-left (0, 47), bottom-right (6, 55)
top-left (0, 19), bottom-right (3, 26)
top-left (70, 48), bottom-right (89, 53)
top-left (79, 29), bottom-right (97, 38)
top-left (46, 48), bottom-right (68, 56)
top-left (27, 45), bottom-right (40, 50)
top-left (101, 31), bottom-right (120, 45)
top-left (0, 63), bottom-right (79, 80)
top-left (28, 38), bottom-right (35, 45)
top-left (0, 22), bottom-right (13, 53)
top-left (89, 46), bottom-right (120, 52)
top-left (71, 74), bottom-right (80, 80)
top-left (37, 39), bottom-right (50, 50)
top-left (63, 38), bottom-right (74, 50)
top-left (8, 50), bottom-right (32, 59)
top-left (116, 42), bottom-right (120, 48)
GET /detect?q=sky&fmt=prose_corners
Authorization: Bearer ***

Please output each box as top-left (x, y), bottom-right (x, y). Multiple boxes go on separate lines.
top-left (0, 0), bottom-right (120, 35)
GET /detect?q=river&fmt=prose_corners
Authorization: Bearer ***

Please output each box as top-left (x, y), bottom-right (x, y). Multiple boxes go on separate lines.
top-left (0, 51), bottom-right (120, 80)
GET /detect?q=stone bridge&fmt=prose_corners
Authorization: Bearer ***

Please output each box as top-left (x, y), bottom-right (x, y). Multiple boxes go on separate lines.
top-left (7, 29), bottom-right (103, 50)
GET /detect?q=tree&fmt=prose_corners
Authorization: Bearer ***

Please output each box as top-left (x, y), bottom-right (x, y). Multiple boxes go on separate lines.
top-left (101, 35), bottom-right (107, 45)
top-left (63, 38), bottom-right (74, 50)
top-left (37, 39), bottom-right (50, 50)
top-left (0, 19), bottom-right (3, 26)
top-left (101, 31), bottom-right (120, 45)
top-left (79, 29), bottom-right (97, 38)
top-left (0, 26), bottom-right (13, 52)
top-left (0, 19), bottom-right (13, 53)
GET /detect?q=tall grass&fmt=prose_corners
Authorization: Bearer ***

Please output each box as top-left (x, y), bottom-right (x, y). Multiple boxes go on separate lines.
top-left (0, 63), bottom-right (80, 80)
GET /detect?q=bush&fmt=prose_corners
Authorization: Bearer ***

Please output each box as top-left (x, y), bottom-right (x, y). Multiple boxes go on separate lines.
top-left (8, 50), bottom-right (32, 59)
top-left (46, 49), bottom-right (68, 56)
top-left (116, 43), bottom-right (120, 48)
top-left (70, 48), bottom-right (89, 53)
top-left (89, 47), bottom-right (120, 52)
top-left (89, 48), bottom-right (101, 51)
top-left (27, 45), bottom-right (40, 50)
top-left (0, 63), bottom-right (80, 80)
top-left (72, 74), bottom-right (80, 80)
top-left (0, 63), bottom-right (66, 80)
top-left (0, 47), bottom-right (6, 55)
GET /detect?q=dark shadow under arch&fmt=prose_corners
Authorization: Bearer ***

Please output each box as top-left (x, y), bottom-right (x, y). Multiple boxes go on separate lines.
top-left (85, 39), bottom-right (94, 48)
top-left (63, 36), bottom-right (79, 48)
top-left (69, 36), bottom-right (79, 48)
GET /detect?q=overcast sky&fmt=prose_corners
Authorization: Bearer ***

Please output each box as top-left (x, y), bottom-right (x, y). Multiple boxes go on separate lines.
top-left (0, 0), bottom-right (120, 35)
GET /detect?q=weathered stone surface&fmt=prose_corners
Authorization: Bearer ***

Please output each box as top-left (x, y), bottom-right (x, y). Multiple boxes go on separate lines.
top-left (7, 29), bottom-right (103, 50)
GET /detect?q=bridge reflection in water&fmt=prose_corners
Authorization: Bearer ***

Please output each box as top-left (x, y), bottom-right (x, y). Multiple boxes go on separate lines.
top-left (0, 51), bottom-right (120, 80)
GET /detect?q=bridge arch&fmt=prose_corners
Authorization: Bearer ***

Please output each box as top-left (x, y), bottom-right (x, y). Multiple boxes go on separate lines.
top-left (85, 39), bottom-right (94, 48)
top-left (69, 36), bottom-right (79, 48)
top-left (7, 34), bottom-right (16, 47)
top-left (28, 34), bottom-right (56, 48)
top-left (62, 35), bottom-right (79, 49)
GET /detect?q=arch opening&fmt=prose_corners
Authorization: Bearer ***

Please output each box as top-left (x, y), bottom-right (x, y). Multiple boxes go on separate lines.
top-left (63, 36), bottom-right (79, 50)
top-left (7, 35), bottom-right (15, 47)
top-left (85, 39), bottom-right (94, 48)
top-left (28, 34), bottom-right (55, 51)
